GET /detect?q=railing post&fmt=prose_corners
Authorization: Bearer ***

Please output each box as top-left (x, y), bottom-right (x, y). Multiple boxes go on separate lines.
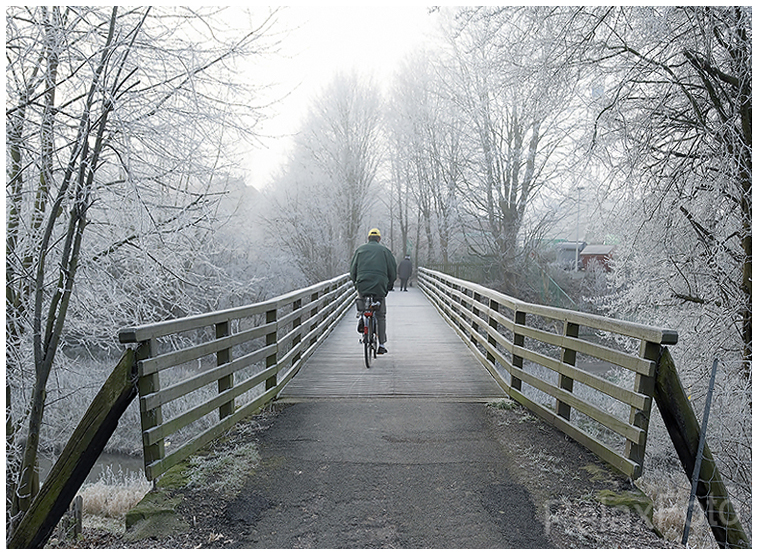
top-left (471, 292), bottom-right (481, 344)
top-left (135, 339), bottom-right (163, 480)
top-left (512, 310), bottom-right (525, 391)
top-left (292, 298), bottom-right (302, 364)
top-left (265, 308), bottom-right (278, 391)
top-left (486, 298), bottom-right (500, 373)
top-left (455, 285), bottom-right (466, 333)
top-left (625, 339), bottom-right (658, 477)
top-left (309, 292), bottom-right (319, 347)
top-left (446, 279), bottom-right (454, 312)
top-left (557, 321), bottom-right (579, 421)
top-left (215, 320), bottom-right (234, 420)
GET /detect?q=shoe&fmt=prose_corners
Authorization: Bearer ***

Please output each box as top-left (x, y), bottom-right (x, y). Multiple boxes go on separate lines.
top-left (357, 320), bottom-right (364, 333)
top-left (377, 346), bottom-right (387, 355)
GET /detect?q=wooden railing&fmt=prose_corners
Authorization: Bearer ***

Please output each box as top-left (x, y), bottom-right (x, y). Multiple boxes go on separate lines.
top-left (118, 274), bottom-right (354, 480)
top-left (418, 267), bottom-right (677, 479)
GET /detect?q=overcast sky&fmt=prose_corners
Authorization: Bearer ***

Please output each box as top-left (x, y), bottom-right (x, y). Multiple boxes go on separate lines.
top-left (243, 5), bottom-right (441, 190)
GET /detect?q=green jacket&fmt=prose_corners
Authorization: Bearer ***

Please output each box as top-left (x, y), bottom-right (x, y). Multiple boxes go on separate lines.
top-left (349, 239), bottom-right (397, 298)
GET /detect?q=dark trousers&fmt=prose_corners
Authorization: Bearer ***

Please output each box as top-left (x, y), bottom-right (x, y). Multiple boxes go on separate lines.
top-left (356, 296), bottom-right (387, 344)
top-left (400, 278), bottom-right (409, 290)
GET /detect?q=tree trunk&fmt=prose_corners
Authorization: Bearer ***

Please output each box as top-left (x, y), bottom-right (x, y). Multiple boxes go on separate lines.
top-left (15, 6), bottom-right (120, 519)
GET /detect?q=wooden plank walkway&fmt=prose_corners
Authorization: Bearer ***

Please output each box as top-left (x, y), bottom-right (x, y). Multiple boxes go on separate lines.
top-left (279, 287), bottom-right (505, 401)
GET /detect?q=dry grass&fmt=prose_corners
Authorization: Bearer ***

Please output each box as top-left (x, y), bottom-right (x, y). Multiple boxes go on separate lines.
top-left (546, 496), bottom-right (676, 549)
top-left (79, 465), bottom-right (151, 521)
top-left (636, 466), bottom-right (718, 549)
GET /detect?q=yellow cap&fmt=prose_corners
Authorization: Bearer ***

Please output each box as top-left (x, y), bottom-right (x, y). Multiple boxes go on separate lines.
top-left (368, 228), bottom-right (381, 238)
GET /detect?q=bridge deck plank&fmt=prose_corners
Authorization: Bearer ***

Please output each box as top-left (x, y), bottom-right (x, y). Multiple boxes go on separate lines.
top-left (279, 288), bottom-right (505, 400)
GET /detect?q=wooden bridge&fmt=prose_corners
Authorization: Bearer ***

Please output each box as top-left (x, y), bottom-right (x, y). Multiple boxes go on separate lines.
top-left (113, 268), bottom-right (679, 481)
top-left (11, 269), bottom-right (749, 549)
top-left (280, 287), bottom-right (504, 401)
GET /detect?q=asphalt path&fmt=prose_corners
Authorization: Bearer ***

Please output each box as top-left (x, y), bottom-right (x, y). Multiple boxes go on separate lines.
top-left (229, 399), bottom-right (554, 549)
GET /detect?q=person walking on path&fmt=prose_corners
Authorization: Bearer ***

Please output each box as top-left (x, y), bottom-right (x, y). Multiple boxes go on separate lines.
top-left (397, 254), bottom-right (413, 291)
top-left (349, 228), bottom-right (397, 354)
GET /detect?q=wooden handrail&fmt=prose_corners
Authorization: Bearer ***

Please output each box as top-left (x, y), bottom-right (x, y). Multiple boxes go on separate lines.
top-left (119, 274), bottom-right (351, 343)
top-left (118, 274), bottom-right (355, 480)
top-left (418, 267), bottom-right (677, 479)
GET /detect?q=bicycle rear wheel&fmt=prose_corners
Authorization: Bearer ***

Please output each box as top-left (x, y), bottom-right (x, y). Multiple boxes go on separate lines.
top-left (363, 317), bottom-right (372, 368)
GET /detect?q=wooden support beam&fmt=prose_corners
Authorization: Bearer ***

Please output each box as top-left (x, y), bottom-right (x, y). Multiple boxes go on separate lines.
top-left (654, 348), bottom-right (749, 549)
top-left (8, 350), bottom-right (138, 548)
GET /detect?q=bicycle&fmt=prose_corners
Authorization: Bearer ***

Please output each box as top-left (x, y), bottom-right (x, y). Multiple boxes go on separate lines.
top-left (359, 296), bottom-right (382, 368)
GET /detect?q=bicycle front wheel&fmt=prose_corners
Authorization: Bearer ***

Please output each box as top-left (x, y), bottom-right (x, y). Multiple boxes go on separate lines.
top-left (363, 317), bottom-right (372, 368)
top-left (371, 316), bottom-right (378, 359)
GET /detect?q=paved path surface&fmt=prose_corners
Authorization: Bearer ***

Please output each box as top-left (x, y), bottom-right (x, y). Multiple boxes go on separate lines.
top-left (230, 399), bottom-right (553, 548)
top-left (225, 287), bottom-right (552, 548)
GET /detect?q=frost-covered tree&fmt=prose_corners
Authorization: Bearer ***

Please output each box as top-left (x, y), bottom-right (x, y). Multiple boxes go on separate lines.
top-left (265, 70), bottom-right (385, 278)
top-left (387, 50), bottom-right (467, 267)
top-left (262, 148), bottom-right (348, 282)
top-left (438, 7), bottom-right (586, 293)
top-left (573, 6), bottom-right (752, 522)
top-left (582, 7), bottom-right (751, 378)
top-left (5, 5), bottom-right (282, 527)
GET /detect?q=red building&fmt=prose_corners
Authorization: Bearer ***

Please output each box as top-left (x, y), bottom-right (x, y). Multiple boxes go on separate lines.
top-left (579, 244), bottom-right (616, 271)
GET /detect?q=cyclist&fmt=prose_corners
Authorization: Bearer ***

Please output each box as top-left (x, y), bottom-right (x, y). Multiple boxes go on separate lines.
top-left (349, 228), bottom-right (397, 354)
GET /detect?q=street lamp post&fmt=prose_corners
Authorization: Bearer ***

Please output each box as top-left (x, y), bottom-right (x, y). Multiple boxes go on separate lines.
top-left (575, 186), bottom-right (584, 272)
